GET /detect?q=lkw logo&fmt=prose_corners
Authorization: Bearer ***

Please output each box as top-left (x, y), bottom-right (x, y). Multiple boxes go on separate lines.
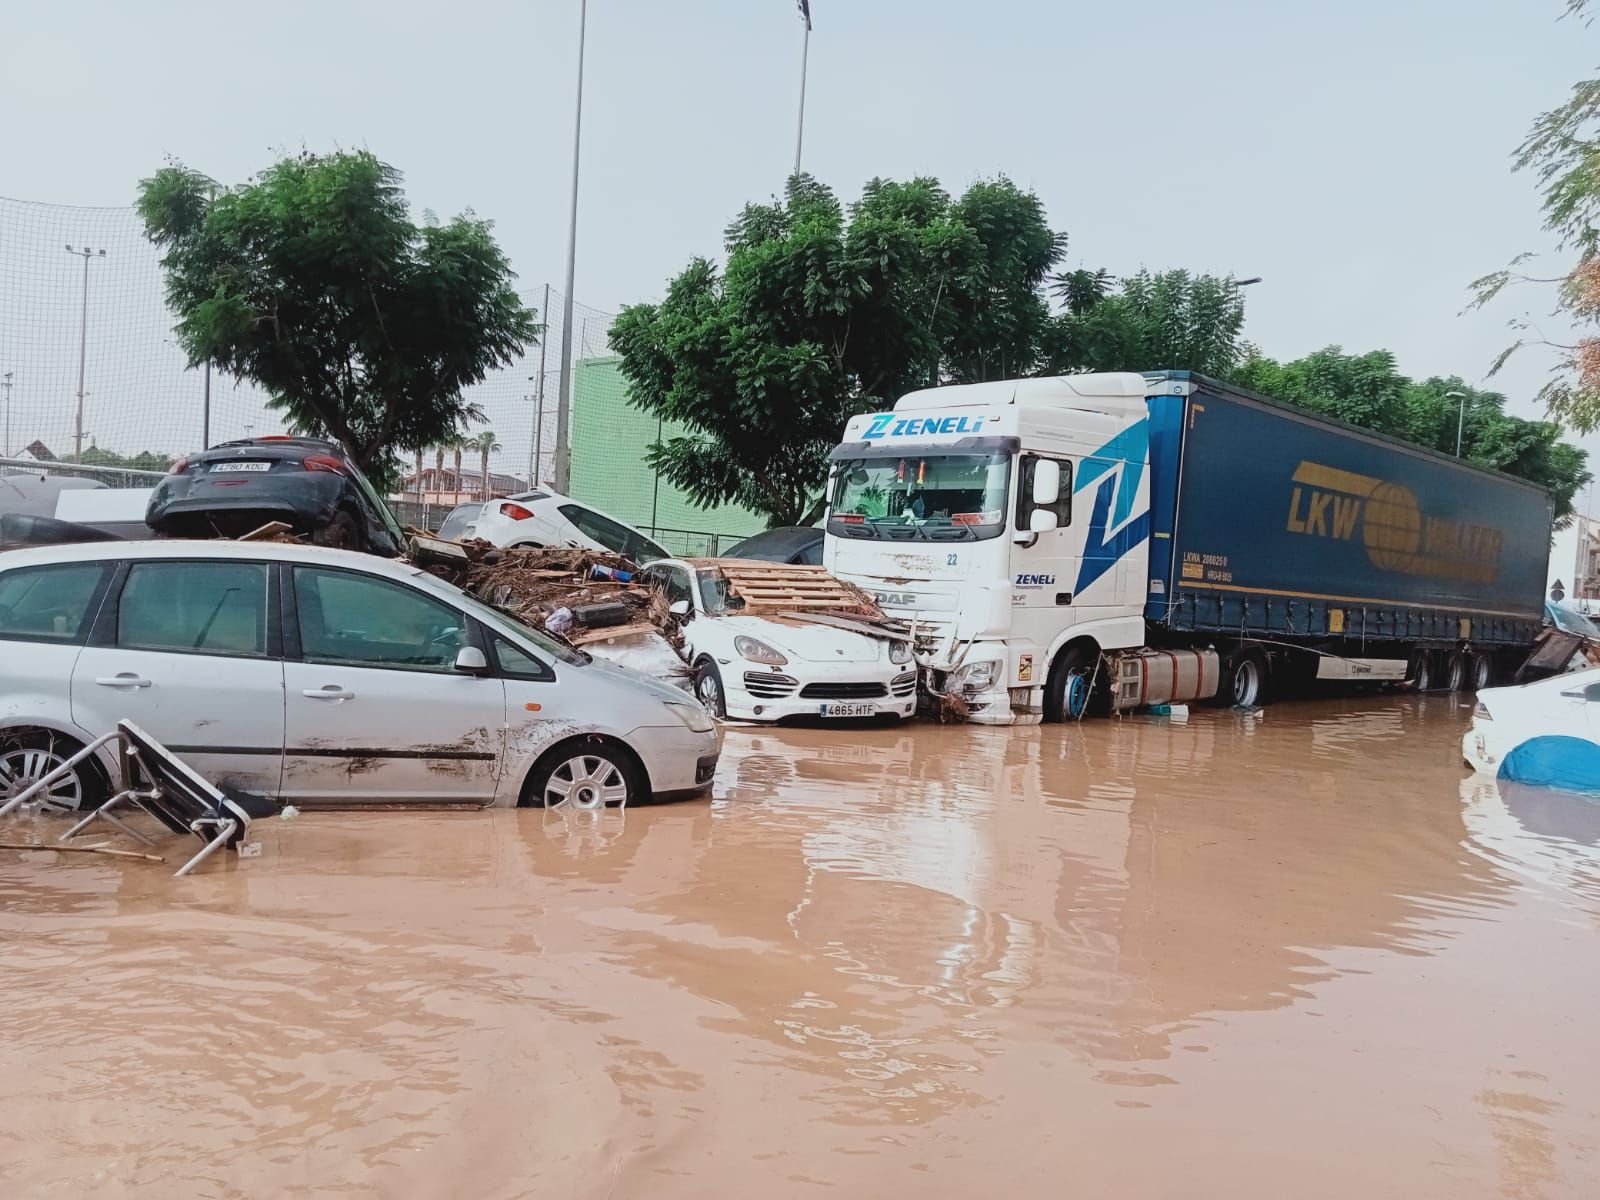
top-left (875, 591), bottom-right (917, 607)
top-left (1285, 461), bottom-right (1503, 582)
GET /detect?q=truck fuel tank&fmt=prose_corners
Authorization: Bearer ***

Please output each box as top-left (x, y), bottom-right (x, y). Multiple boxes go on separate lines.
top-left (1110, 649), bottom-right (1221, 711)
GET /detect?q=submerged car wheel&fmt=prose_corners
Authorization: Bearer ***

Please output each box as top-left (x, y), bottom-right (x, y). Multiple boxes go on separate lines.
top-left (694, 659), bottom-right (727, 719)
top-left (522, 739), bottom-right (642, 810)
top-left (0, 731), bottom-right (104, 815)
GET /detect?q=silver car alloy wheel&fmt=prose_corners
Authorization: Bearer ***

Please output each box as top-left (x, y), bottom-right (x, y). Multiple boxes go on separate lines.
top-left (0, 744), bottom-right (85, 815)
top-left (543, 754), bottom-right (629, 810)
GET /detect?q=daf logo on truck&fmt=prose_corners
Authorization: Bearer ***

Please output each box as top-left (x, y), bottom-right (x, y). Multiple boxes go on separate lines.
top-left (863, 413), bottom-right (989, 440)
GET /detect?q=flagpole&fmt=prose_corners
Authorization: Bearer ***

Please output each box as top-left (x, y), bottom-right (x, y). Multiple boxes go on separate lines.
top-left (793, 1), bottom-right (811, 176)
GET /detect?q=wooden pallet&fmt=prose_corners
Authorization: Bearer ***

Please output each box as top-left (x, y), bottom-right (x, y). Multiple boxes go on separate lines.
top-left (691, 558), bottom-right (885, 619)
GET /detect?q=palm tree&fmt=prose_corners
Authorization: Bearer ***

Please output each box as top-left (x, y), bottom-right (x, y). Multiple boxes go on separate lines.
top-left (433, 443), bottom-right (446, 498)
top-left (451, 439), bottom-right (465, 500)
top-left (412, 447), bottom-right (424, 502)
top-left (471, 430), bottom-right (502, 500)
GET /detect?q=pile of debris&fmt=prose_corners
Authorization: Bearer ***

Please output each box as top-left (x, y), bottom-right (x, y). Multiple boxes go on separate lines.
top-left (406, 534), bottom-right (691, 685)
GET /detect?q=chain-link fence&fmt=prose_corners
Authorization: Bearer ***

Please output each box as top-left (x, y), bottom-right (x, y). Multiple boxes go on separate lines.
top-left (0, 193), bottom-right (752, 551)
top-left (0, 194), bottom-right (613, 489)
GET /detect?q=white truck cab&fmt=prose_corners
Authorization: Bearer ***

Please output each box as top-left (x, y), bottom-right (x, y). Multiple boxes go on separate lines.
top-left (823, 374), bottom-right (1152, 725)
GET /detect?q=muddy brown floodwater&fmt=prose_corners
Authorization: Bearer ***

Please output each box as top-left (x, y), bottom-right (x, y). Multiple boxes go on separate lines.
top-left (3, 696), bottom-right (1600, 1198)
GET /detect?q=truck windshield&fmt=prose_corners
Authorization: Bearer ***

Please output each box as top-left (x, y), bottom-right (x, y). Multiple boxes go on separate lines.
top-left (828, 453), bottom-right (1011, 541)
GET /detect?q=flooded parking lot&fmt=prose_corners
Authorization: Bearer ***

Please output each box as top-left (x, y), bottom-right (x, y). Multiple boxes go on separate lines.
top-left (3, 696), bottom-right (1599, 1198)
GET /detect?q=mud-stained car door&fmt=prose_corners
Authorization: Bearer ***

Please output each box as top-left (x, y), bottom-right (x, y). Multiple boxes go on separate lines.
top-left (278, 565), bottom-right (505, 804)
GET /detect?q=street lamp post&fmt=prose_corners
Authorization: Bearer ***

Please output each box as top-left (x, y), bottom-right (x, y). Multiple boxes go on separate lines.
top-left (1, 371), bottom-right (12, 459)
top-left (1445, 390), bottom-right (1468, 457)
top-left (553, 0), bottom-right (587, 494)
top-left (64, 245), bottom-right (106, 462)
top-left (528, 283), bottom-right (550, 488)
top-left (794, 1), bottom-right (813, 175)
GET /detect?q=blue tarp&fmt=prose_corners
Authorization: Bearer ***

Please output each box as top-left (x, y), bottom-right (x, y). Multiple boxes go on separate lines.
top-left (1499, 736), bottom-right (1600, 793)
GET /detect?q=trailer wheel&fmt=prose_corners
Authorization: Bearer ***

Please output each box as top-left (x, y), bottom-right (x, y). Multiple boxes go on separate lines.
top-left (1216, 651), bottom-right (1267, 708)
top-left (1043, 645), bottom-right (1096, 723)
top-left (1469, 653), bottom-right (1493, 692)
top-left (1410, 652), bottom-right (1434, 692)
top-left (1443, 652), bottom-right (1469, 693)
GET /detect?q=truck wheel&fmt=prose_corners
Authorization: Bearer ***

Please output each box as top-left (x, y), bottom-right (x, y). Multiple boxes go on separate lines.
top-left (1444, 652), bottom-right (1469, 693)
top-left (1216, 651), bottom-right (1267, 708)
top-left (1469, 653), bottom-right (1493, 692)
top-left (1043, 646), bottom-right (1096, 723)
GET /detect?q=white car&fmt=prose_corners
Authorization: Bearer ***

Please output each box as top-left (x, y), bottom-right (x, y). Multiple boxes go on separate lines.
top-left (637, 558), bottom-right (917, 723)
top-left (470, 487), bottom-right (667, 561)
top-left (1463, 665), bottom-right (1600, 789)
top-left (0, 540), bottom-right (719, 812)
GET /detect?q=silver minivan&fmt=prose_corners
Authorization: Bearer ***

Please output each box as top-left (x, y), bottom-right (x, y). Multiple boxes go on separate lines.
top-left (0, 541), bottom-right (719, 811)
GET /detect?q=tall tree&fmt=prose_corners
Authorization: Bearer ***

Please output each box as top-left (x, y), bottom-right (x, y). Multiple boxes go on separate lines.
top-left (1231, 348), bottom-right (1591, 520)
top-left (1045, 269), bottom-right (1249, 378)
top-left (471, 430), bottom-right (501, 500)
top-left (1470, 0), bottom-right (1600, 430)
top-left (136, 151), bottom-right (535, 473)
top-left (610, 174), bottom-right (1069, 526)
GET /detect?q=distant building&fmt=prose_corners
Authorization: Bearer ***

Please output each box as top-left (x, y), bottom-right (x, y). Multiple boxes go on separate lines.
top-left (570, 356), bottom-right (764, 555)
top-left (17, 440), bottom-right (56, 463)
top-left (1576, 515), bottom-right (1600, 601)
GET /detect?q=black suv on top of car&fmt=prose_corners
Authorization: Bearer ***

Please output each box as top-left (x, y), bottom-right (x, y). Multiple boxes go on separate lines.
top-left (145, 437), bottom-right (407, 556)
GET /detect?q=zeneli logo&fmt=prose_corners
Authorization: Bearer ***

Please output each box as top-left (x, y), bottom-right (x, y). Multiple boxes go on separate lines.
top-left (862, 414), bottom-right (986, 440)
top-left (863, 414), bottom-right (894, 439)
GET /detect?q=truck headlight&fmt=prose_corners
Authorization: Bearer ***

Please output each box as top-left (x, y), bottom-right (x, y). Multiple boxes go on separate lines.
top-left (734, 635), bottom-right (788, 667)
top-left (955, 660), bottom-right (1000, 691)
top-left (889, 640), bottom-right (911, 664)
top-left (665, 700), bottom-right (718, 733)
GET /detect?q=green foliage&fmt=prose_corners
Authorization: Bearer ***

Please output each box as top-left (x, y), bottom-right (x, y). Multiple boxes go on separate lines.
top-left (136, 151), bottom-right (536, 469)
top-left (610, 174), bottom-right (1072, 526)
top-left (1230, 348), bottom-right (1591, 521)
top-left (1047, 269), bottom-right (1248, 378)
top-left (74, 446), bottom-right (173, 473)
top-left (1470, 2), bottom-right (1600, 430)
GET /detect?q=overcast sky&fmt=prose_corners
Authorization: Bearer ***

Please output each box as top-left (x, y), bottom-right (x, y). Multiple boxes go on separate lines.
top-left (4, 0), bottom-right (1597, 563)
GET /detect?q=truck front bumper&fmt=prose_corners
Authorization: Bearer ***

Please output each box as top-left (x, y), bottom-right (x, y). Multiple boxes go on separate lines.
top-left (922, 671), bottom-right (1043, 726)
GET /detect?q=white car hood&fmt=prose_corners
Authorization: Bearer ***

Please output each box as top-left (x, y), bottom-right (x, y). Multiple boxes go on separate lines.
top-left (718, 613), bottom-right (884, 664)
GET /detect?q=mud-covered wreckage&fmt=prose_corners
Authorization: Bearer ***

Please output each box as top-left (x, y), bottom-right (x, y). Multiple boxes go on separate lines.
top-left (406, 534), bottom-right (909, 690)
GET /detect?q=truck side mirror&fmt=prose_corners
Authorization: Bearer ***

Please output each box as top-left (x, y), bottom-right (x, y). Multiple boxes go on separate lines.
top-left (1028, 509), bottom-right (1059, 533)
top-left (669, 600), bottom-right (691, 618)
top-left (1031, 460), bottom-right (1061, 506)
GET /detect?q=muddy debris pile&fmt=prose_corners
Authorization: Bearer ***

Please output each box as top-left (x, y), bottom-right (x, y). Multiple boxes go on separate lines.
top-left (407, 535), bottom-right (692, 687)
